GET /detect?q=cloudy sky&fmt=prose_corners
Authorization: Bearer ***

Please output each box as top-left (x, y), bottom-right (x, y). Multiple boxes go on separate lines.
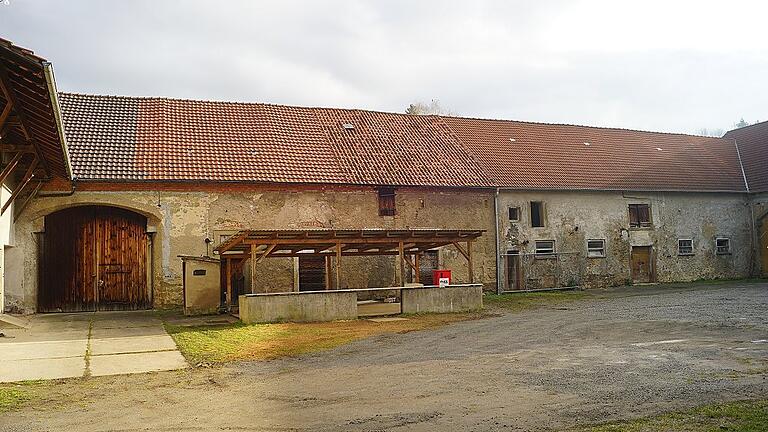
top-left (2, 0), bottom-right (767, 134)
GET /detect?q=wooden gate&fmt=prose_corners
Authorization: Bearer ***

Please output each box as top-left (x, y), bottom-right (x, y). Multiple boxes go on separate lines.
top-left (298, 256), bottom-right (326, 291)
top-left (39, 206), bottom-right (150, 312)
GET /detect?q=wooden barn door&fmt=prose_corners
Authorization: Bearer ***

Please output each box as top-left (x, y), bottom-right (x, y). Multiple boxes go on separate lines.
top-left (39, 206), bottom-right (149, 312)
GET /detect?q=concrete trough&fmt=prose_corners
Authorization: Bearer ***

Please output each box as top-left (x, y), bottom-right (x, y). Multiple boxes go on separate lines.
top-left (239, 291), bottom-right (358, 324)
top-left (401, 284), bottom-right (483, 314)
top-left (238, 284), bottom-right (483, 323)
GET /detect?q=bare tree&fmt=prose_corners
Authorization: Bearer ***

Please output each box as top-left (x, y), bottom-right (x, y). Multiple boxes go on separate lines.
top-left (405, 99), bottom-right (455, 116)
top-left (696, 128), bottom-right (725, 137)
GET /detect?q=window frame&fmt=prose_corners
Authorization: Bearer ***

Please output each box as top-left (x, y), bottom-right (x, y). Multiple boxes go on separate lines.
top-left (508, 206), bottom-right (520, 223)
top-left (677, 239), bottom-right (694, 256)
top-left (628, 203), bottom-right (652, 229)
top-left (586, 239), bottom-right (606, 258)
top-left (534, 240), bottom-right (556, 259)
top-left (530, 201), bottom-right (545, 228)
top-left (377, 187), bottom-right (396, 217)
top-left (715, 237), bottom-right (731, 255)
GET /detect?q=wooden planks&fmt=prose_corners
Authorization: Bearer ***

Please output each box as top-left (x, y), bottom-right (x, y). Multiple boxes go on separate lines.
top-left (39, 206), bottom-right (149, 312)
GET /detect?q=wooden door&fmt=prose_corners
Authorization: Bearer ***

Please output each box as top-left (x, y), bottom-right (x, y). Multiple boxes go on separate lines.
top-left (630, 246), bottom-right (654, 283)
top-left (298, 256), bottom-right (326, 291)
top-left (506, 252), bottom-right (522, 291)
top-left (39, 206), bottom-right (149, 312)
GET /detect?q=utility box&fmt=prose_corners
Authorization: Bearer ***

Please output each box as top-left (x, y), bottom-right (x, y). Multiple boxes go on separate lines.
top-left (432, 269), bottom-right (451, 287)
top-left (180, 255), bottom-right (221, 316)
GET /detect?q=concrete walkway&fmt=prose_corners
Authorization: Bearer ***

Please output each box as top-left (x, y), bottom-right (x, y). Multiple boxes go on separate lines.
top-left (0, 311), bottom-right (187, 383)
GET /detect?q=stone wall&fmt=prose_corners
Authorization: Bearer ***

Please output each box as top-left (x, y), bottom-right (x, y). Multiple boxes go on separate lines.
top-left (5, 184), bottom-right (496, 313)
top-left (497, 190), bottom-right (753, 288)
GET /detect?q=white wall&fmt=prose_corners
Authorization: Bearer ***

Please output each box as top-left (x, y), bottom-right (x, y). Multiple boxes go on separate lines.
top-left (0, 182), bottom-right (12, 314)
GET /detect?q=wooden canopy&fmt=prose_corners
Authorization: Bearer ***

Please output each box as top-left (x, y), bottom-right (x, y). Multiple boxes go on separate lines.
top-left (0, 38), bottom-right (70, 218)
top-left (214, 229), bottom-right (484, 309)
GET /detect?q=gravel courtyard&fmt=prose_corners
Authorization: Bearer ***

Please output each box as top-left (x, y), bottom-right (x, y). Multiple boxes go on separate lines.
top-left (2, 281), bottom-right (767, 431)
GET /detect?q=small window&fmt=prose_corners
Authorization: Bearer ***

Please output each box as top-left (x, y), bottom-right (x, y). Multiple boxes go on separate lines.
top-left (378, 187), bottom-right (396, 216)
top-left (508, 207), bottom-right (520, 222)
top-left (587, 239), bottom-right (606, 258)
top-left (715, 238), bottom-right (731, 255)
top-left (534, 240), bottom-right (555, 258)
top-left (678, 239), bottom-right (694, 256)
top-left (628, 204), bottom-right (651, 228)
top-left (530, 201), bottom-right (545, 227)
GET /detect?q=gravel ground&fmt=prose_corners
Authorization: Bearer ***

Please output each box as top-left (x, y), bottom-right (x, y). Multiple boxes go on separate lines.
top-left (2, 281), bottom-right (767, 431)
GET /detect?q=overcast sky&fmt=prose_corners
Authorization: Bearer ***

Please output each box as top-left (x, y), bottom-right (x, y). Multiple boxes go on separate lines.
top-left (2, 0), bottom-right (767, 134)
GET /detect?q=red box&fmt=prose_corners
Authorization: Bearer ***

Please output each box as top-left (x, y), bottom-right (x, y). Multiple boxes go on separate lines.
top-left (432, 270), bottom-right (451, 287)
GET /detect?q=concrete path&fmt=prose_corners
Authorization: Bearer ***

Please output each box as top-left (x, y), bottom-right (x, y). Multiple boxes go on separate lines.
top-left (0, 311), bottom-right (187, 383)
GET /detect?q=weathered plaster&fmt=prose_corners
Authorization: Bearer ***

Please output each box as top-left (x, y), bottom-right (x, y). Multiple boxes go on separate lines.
top-left (6, 186), bottom-right (496, 312)
top-left (497, 190), bottom-right (752, 289)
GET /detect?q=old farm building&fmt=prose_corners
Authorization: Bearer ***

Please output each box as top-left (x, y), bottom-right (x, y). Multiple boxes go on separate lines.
top-left (1, 38), bottom-right (766, 315)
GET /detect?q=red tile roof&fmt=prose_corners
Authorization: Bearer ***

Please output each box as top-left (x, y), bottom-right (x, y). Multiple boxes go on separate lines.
top-left (59, 93), bottom-right (751, 192)
top-left (442, 117), bottom-right (748, 192)
top-left (723, 122), bottom-right (768, 193)
top-left (59, 93), bottom-right (491, 187)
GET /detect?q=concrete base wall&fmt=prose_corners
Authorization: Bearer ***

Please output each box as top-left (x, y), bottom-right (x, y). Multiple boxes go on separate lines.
top-left (239, 291), bottom-right (358, 324)
top-left (401, 285), bottom-right (483, 314)
top-left (182, 257), bottom-right (221, 316)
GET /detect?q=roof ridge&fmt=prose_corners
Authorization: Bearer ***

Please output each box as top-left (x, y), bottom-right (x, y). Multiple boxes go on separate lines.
top-left (59, 92), bottom-right (737, 141)
top-left (438, 114), bottom-right (733, 141)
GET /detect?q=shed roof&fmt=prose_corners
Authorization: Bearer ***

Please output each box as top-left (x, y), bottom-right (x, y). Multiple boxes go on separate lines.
top-left (0, 38), bottom-right (70, 180)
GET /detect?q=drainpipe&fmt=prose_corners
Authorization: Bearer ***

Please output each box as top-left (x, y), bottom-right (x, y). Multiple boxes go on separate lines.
top-left (494, 188), bottom-right (502, 294)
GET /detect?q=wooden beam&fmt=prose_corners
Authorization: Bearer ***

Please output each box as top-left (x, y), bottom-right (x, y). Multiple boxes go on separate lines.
top-left (324, 255), bottom-right (332, 290)
top-left (12, 179), bottom-right (42, 221)
top-left (414, 253), bottom-right (421, 284)
top-left (398, 241), bottom-right (405, 287)
top-left (0, 101), bottom-right (11, 131)
top-left (467, 240), bottom-right (474, 283)
top-left (335, 242), bottom-right (342, 290)
top-left (250, 244), bottom-right (257, 294)
top-left (1, 157), bottom-right (36, 215)
top-left (255, 244), bottom-right (277, 264)
top-left (453, 242), bottom-right (470, 260)
top-left (225, 258), bottom-right (232, 311)
top-left (0, 152), bottom-right (22, 184)
top-left (0, 143), bottom-right (36, 153)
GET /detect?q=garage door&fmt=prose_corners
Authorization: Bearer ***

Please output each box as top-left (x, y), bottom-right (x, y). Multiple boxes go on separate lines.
top-left (39, 206), bottom-right (150, 312)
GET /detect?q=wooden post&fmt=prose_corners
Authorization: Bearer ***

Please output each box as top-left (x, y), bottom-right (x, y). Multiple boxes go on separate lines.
top-left (324, 255), bottom-right (332, 290)
top-left (335, 242), bottom-right (342, 290)
top-left (467, 240), bottom-right (474, 283)
top-left (225, 258), bottom-right (232, 310)
top-left (414, 253), bottom-right (421, 284)
top-left (398, 241), bottom-right (405, 287)
top-left (250, 244), bottom-right (257, 294)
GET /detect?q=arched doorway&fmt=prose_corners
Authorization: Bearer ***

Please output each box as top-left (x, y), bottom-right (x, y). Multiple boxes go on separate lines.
top-left (39, 206), bottom-right (151, 312)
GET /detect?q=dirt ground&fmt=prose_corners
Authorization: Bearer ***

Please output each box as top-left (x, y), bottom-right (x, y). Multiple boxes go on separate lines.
top-left (1, 281), bottom-right (767, 431)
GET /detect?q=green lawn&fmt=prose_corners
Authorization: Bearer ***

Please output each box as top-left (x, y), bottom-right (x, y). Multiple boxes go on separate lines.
top-left (0, 383), bottom-right (36, 413)
top-left (575, 400), bottom-right (768, 432)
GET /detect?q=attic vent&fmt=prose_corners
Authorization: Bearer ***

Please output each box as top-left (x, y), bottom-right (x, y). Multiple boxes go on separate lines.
top-left (656, 147), bottom-right (663, 151)
top-left (342, 123), bottom-right (354, 130)
top-left (509, 138), bottom-right (516, 142)
top-left (584, 142), bottom-right (591, 146)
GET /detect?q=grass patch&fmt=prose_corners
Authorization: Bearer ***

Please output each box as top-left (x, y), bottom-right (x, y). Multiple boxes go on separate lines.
top-left (575, 399), bottom-right (768, 431)
top-left (0, 383), bottom-right (38, 412)
top-left (484, 290), bottom-right (589, 312)
top-left (166, 312), bottom-right (486, 363)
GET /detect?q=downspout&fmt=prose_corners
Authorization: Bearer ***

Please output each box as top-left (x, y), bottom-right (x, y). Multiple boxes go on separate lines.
top-left (494, 188), bottom-right (502, 294)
